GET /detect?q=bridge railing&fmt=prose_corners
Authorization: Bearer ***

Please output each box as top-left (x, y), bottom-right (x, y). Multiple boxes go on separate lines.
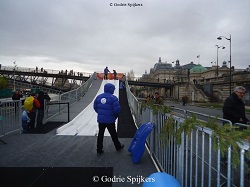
top-left (139, 107), bottom-right (250, 187)
top-left (125, 80), bottom-right (141, 124)
top-left (8, 79), bottom-right (62, 94)
top-left (43, 72), bottom-right (96, 123)
top-left (0, 101), bottom-right (22, 142)
top-left (1, 65), bottom-right (92, 77)
top-left (126, 79), bottom-right (250, 187)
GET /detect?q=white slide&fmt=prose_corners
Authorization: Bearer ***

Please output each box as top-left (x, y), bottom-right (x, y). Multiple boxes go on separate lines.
top-left (56, 80), bottom-right (120, 136)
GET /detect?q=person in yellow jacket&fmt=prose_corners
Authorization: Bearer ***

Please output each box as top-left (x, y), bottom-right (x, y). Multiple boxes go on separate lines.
top-left (25, 93), bottom-right (40, 130)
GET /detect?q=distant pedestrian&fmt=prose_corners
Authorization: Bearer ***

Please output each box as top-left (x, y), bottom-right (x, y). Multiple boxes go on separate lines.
top-left (154, 92), bottom-right (164, 105)
top-left (24, 93), bottom-right (40, 130)
top-left (182, 95), bottom-right (188, 106)
top-left (21, 110), bottom-right (30, 133)
top-left (151, 95), bottom-right (154, 100)
top-left (36, 91), bottom-right (51, 127)
top-left (145, 95), bottom-right (151, 103)
top-left (193, 79), bottom-right (196, 84)
top-left (44, 92), bottom-right (50, 113)
top-left (94, 83), bottom-right (124, 156)
top-left (12, 91), bottom-right (23, 101)
top-left (12, 91), bottom-right (23, 111)
top-left (113, 70), bottom-right (117, 80)
top-left (104, 67), bottom-right (110, 80)
top-left (121, 74), bottom-right (126, 87)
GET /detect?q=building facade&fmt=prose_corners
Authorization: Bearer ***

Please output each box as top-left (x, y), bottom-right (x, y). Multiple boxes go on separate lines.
top-left (134, 57), bottom-right (250, 103)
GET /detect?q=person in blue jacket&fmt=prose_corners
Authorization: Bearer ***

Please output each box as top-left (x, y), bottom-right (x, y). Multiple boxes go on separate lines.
top-left (94, 83), bottom-right (124, 156)
top-left (103, 66), bottom-right (110, 80)
top-left (22, 109), bottom-right (30, 133)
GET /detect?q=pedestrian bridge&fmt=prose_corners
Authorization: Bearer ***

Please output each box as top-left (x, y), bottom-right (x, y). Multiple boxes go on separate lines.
top-left (0, 65), bottom-right (174, 95)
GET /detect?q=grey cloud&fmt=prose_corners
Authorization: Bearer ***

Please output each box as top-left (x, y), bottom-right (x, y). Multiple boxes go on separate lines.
top-left (0, 0), bottom-right (250, 77)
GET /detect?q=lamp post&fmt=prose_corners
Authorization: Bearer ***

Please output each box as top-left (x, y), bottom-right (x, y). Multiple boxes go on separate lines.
top-left (13, 61), bottom-right (17, 91)
top-left (177, 75), bottom-right (180, 100)
top-left (215, 45), bottom-right (225, 77)
top-left (211, 61), bottom-right (216, 77)
top-left (217, 34), bottom-right (232, 95)
top-left (163, 69), bottom-right (165, 83)
top-left (169, 61), bottom-right (175, 82)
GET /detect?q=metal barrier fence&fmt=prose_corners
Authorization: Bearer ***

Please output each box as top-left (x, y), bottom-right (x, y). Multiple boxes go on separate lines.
top-left (125, 80), bottom-right (141, 124)
top-left (124, 81), bottom-right (250, 187)
top-left (44, 72), bottom-right (96, 123)
top-left (0, 100), bottom-right (22, 143)
top-left (0, 72), bottom-right (95, 138)
top-left (139, 107), bottom-right (250, 187)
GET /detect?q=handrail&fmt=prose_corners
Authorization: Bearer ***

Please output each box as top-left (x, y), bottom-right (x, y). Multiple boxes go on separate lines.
top-left (139, 107), bottom-right (249, 187)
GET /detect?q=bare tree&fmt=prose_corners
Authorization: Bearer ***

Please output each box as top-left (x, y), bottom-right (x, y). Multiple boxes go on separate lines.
top-left (127, 69), bottom-right (135, 81)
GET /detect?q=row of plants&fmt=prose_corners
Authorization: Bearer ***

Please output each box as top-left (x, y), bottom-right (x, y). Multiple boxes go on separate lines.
top-left (142, 101), bottom-right (250, 168)
top-left (0, 76), bottom-right (8, 90)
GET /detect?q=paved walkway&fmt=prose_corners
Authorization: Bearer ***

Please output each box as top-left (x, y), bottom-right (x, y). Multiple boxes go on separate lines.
top-left (0, 79), bottom-right (157, 187)
top-left (166, 101), bottom-right (250, 119)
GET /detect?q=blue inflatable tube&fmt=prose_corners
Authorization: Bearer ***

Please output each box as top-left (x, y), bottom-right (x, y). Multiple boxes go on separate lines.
top-left (128, 122), bottom-right (154, 164)
top-left (142, 172), bottom-right (181, 187)
top-left (128, 122), bottom-right (150, 153)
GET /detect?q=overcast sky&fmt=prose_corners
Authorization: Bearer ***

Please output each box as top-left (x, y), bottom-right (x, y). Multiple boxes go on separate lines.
top-left (0, 0), bottom-right (250, 77)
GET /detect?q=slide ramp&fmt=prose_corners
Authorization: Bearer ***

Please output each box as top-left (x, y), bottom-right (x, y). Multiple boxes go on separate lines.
top-left (56, 80), bottom-right (119, 136)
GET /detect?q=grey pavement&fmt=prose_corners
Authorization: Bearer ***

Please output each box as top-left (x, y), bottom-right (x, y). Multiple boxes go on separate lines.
top-left (166, 101), bottom-right (224, 118)
top-left (0, 79), bottom-right (157, 187)
top-left (166, 101), bottom-right (250, 120)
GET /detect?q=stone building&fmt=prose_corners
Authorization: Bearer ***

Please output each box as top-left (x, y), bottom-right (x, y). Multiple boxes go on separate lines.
top-left (136, 57), bottom-right (250, 103)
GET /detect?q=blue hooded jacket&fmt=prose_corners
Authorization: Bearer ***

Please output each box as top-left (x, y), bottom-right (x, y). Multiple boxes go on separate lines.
top-left (94, 83), bottom-right (121, 123)
top-left (104, 67), bottom-right (110, 74)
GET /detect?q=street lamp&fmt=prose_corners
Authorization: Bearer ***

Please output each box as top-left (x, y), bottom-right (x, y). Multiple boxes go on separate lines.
top-left (13, 61), bottom-right (17, 91)
top-left (169, 61), bottom-right (175, 82)
top-left (211, 62), bottom-right (216, 77)
top-left (217, 34), bottom-right (232, 95)
top-left (215, 45), bottom-right (225, 77)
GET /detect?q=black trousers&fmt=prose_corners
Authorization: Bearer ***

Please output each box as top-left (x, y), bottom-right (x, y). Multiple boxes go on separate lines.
top-left (28, 112), bottom-right (36, 130)
top-left (37, 110), bottom-right (44, 127)
top-left (97, 123), bottom-right (121, 152)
